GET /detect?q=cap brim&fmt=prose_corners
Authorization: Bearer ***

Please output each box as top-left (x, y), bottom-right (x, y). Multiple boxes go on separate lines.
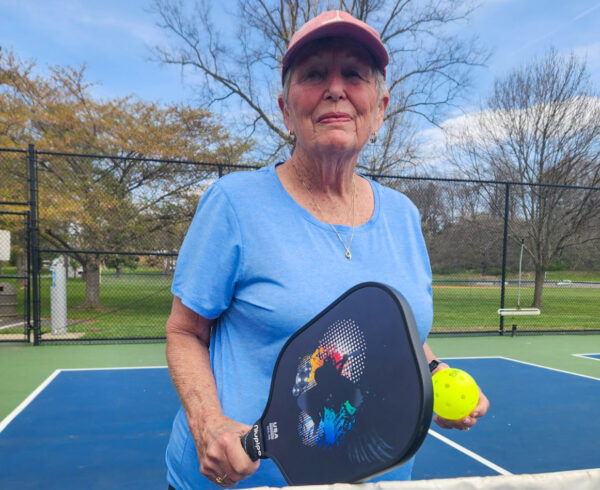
top-left (282, 22), bottom-right (388, 82)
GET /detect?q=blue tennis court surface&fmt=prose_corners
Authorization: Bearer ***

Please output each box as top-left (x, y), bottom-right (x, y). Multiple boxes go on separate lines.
top-left (1, 358), bottom-right (599, 488)
top-left (414, 357), bottom-right (600, 478)
top-left (0, 367), bottom-right (179, 489)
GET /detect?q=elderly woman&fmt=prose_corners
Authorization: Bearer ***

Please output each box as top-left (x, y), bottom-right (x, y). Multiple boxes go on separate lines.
top-left (165, 10), bottom-right (489, 490)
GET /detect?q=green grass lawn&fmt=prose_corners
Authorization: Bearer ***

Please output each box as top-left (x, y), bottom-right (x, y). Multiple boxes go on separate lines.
top-left (432, 283), bottom-right (600, 330)
top-left (1, 273), bottom-right (172, 339)
top-left (50, 274), bottom-right (173, 338)
top-left (1, 269), bottom-right (599, 339)
top-left (432, 269), bottom-right (600, 282)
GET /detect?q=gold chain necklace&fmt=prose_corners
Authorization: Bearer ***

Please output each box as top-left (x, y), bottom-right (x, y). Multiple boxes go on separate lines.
top-left (292, 162), bottom-right (356, 260)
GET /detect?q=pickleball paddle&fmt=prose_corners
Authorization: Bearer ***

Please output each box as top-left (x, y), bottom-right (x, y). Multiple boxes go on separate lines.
top-left (240, 282), bottom-right (433, 485)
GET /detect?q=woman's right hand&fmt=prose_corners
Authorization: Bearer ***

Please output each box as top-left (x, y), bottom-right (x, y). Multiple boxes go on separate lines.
top-left (166, 298), bottom-right (259, 486)
top-left (190, 412), bottom-right (260, 487)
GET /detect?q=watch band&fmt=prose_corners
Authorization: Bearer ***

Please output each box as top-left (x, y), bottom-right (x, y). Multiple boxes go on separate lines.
top-left (428, 359), bottom-right (441, 372)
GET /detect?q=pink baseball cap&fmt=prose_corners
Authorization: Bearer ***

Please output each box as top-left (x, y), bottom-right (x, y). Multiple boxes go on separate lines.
top-left (281, 10), bottom-right (389, 83)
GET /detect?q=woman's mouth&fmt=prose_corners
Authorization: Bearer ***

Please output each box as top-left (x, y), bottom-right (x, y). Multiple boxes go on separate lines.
top-left (317, 112), bottom-right (352, 123)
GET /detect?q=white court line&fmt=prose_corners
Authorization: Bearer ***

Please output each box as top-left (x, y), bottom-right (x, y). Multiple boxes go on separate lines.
top-left (59, 366), bottom-right (167, 372)
top-left (0, 369), bottom-right (61, 433)
top-left (498, 356), bottom-right (600, 381)
top-left (428, 355), bottom-right (599, 473)
top-left (440, 355), bottom-right (600, 381)
top-left (426, 357), bottom-right (511, 476)
top-left (428, 429), bottom-right (512, 476)
top-left (439, 356), bottom-right (504, 360)
top-left (573, 353), bottom-right (600, 362)
top-left (0, 366), bottom-right (168, 433)
top-left (427, 356), bottom-right (509, 476)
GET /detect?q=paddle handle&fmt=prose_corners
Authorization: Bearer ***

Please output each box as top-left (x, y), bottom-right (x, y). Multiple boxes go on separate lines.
top-left (240, 422), bottom-right (264, 461)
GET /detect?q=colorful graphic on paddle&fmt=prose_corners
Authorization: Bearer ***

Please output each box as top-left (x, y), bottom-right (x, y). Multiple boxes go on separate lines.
top-left (241, 282), bottom-right (433, 485)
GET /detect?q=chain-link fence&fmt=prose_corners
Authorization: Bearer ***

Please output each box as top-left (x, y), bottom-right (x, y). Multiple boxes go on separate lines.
top-left (373, 175), bottom-right (600, 335)
top-left (0, 148), bottom-right (32, 342)
top-left (1, 145), bottom-right (599, 343)
top-left (33, 149), bottom-right (257, 343)
top-left (498, 182), bottom-right (600, 334)
top-left (37, 251), bottom-right (175, 341)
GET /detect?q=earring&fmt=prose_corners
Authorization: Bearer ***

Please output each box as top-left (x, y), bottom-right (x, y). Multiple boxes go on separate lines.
top-left (288, 130), bottom-right (296, 143)
top-left (370, 132), bottom-right (377, 144)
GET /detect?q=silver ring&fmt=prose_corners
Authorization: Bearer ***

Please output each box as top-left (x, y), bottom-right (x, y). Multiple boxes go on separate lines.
top-left (215, 473), bottom-right (228, 485)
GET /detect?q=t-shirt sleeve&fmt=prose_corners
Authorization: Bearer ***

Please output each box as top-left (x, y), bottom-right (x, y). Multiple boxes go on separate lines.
top-left (387, 186), bottom-right (434, 341)
top-left (171, 183), bottom-right (243, 319)
top-left (408, 197), bottom-right (434, 340)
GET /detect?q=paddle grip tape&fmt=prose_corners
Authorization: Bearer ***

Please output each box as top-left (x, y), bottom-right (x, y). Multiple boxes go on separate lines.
top-left (240, 422), bottom-right (264, 461)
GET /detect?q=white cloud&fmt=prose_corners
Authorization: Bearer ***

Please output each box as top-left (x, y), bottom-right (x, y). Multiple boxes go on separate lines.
top-left (418, 110), bottom-right (486, 168)
top-left (419, 95), bottom-right (600, 169)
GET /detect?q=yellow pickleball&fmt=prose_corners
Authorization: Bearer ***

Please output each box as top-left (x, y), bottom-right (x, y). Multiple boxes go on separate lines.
top-left (432, 368), bottom-right (479, 420)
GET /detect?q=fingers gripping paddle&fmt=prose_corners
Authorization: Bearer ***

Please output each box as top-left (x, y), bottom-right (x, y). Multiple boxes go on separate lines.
top-left (240, 282), bottom-right (433, 485)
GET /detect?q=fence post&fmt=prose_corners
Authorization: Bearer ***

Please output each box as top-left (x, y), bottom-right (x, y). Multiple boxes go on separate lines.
top-left (28, 143), bottom-right (41, 345)
top-left (499, 183), bottom-right (510, 335)
top-left (25, 210), bottom-right (31, 336)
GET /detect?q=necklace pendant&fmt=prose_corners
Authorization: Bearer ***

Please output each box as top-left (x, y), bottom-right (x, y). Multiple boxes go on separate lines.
top-left (345, 249), bottom-right (352, 260)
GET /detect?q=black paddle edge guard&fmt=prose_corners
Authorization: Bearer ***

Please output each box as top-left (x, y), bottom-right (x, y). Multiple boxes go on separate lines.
top-left (241, 423), bottom-right (264, 461)
top-left (359, 284), bottom-right (434, 483)
top-left (240, 282), bottom-right (434, 484)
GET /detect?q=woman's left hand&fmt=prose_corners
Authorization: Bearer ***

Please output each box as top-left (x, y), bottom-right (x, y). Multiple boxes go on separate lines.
top-left (433, 387), bottom-right (490, 431)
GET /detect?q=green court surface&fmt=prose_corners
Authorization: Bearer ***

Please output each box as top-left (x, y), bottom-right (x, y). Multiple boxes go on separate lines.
top-left (1, 335), bottom-right (599, 422)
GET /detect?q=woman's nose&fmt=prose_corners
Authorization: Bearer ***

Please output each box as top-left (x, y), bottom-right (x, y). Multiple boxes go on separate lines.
top-left (324, 72), bottom-right (346, 101)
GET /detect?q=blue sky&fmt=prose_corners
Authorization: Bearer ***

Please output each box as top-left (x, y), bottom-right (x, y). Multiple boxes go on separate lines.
top-left (2, 0), bottom-right (600, 126)
top-left (461, 0), bottom-right (600, 111)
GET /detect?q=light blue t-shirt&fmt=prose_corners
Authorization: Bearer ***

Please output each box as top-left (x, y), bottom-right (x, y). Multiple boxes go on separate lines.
top-left (167, 163), bottom-right (433, 490)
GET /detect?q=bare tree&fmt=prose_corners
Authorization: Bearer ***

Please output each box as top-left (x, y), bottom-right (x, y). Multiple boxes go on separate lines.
top-left (447, 48), bottom-right (600, 307)
top-left (151, 0), bottom-right (487, 169)
top-left (397, 179), bottom-right (503, 276)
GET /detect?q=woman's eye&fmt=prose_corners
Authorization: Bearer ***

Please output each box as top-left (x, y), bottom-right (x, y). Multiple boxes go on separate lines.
top-left (306, 70), bottom-right (323, 80)
top-left (345, 69), bottom-right (366, 80)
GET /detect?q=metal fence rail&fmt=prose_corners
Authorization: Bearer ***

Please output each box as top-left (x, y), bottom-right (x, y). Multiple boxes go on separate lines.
top-left (0, 148), bottom-right (33, 342)
top-left (1, 145), bottom-right (599, 344)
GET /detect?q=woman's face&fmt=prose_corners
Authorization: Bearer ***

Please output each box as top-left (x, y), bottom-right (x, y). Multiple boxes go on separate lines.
top-left (279, 39), bottom-right (389, 158)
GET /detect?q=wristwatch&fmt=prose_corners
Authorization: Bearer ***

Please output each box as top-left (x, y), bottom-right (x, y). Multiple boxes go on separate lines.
top-left (428, 359), bottom-right (441, 372)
